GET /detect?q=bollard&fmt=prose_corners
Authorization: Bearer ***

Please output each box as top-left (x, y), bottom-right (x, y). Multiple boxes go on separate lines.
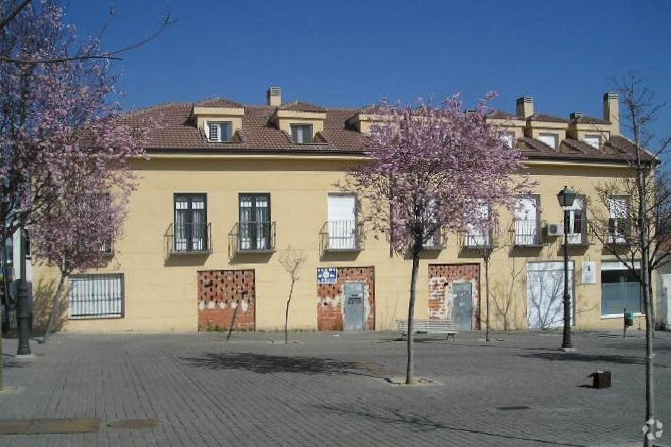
top-left (591, 370), bottom-right (611, 389)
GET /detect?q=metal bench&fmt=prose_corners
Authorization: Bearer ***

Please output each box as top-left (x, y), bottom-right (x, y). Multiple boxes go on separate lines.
top-left (396, 319), bottom-right (458, 340)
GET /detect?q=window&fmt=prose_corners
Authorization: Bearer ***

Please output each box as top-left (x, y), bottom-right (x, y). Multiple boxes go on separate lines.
top-left (465, 201), bottom-right (491, 247)
top-left (239, 193), bottom-right (271, 250)
top-left (423, 199), bottom-right (442, 249)
top-left (69, 273), bottom-right (124, 319)
top-left (601, 261), bottom-right (642, 316)
top-left (514, 195), bottom-right (540, 245)
top-left (174, 194), bottom-right (208, 252)
top-left (566, 197), bottom-right (586, 245)
top-left (538, 133), bottom-right (558, 149)
top-left (584, 134), bottom-right (601, 150)
top-left (608, 196), bottom-right (629, 244)
top-left (501, 131), bottom-right (515, 149)
top-left (327, 194), bottom-right (357, 250)
top-left (207, 121), bottom-right (232, 142)
top-left (291, 124), bottom-right (313, 144)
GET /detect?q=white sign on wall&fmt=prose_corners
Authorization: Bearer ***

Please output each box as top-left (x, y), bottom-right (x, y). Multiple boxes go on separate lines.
top-left (582, 261), bottom-right (597, 285)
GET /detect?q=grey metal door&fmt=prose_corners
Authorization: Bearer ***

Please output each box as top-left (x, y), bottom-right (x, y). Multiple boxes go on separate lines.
top-left (452, 282), bottom-right (473, 330)
top-left (344, 282), bottom-right (365, 331)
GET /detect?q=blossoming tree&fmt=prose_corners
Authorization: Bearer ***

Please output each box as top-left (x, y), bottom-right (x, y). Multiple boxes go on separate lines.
top-left (347, 95), bottom-right (526, 384)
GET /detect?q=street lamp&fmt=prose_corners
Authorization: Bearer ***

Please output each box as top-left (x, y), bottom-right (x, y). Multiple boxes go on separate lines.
top-left (557, 186), bottom-right (576, 351)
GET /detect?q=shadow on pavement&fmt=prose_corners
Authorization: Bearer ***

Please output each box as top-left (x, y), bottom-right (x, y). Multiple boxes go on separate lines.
top-left (522, 352), bottom-right (668, 369)
top-left (315, 405), bottom-right (590, 447)
top-left (181, 352), bottom-right (376, 377)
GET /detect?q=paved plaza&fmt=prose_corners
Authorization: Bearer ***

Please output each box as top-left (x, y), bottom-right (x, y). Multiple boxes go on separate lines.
top-left (1, 330), bottom-right (670, 447)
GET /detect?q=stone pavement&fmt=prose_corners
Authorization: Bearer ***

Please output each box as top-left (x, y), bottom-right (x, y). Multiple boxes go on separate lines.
top-left (1, 330), bottom-right (670, 447)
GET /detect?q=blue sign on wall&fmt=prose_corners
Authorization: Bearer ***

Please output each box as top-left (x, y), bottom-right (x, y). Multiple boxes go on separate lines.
top-left (317, 267), bottom-right (338, 284)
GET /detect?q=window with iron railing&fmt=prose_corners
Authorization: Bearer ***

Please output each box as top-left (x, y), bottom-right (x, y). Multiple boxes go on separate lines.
top-left (566, 197), bottom-right (588, 245)
top-left (608, 195), bottom-right (630, 245)
top-left (173, 193), bottom-right (209, 252)
top-left (239, 193), bottom-right (272, 251)
top-left (514, 195), bottom-right (542, 246)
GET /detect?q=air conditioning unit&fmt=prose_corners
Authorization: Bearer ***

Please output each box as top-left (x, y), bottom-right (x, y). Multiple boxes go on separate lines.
top-left (546, 223), bottom-right (564, 237)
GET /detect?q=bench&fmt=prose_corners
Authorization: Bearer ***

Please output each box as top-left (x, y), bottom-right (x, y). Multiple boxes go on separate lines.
top-left (396, 319), bottom-right (458, 340)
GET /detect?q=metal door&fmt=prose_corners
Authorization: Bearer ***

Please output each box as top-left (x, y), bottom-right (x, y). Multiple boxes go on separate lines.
top-left (451, 282), bottom-right (473, 330)
top-left (526, 261), bottom-right (573, 329)
top-left (344, 282), bottom-right (365, 331)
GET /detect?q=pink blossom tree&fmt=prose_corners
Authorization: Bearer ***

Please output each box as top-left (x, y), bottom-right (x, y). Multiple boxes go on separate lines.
top-left (32, 176), bottom-right (127, 343)
top-left (347, 95), bottom-right (526, 384)
top-left (0, 0), bottom-right (147, 383)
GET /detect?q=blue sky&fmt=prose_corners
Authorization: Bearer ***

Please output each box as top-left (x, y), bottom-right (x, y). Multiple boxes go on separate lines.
top-left (62, 0), bottom-right (671, 151)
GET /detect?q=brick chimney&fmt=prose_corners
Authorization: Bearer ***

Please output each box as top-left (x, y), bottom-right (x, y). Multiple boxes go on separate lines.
top-left (516, 97), bottom-right (534, 118)
top-left (603, 92), bottom-right (619, 135)
top-left (267, 87), bottom-right (282, 107)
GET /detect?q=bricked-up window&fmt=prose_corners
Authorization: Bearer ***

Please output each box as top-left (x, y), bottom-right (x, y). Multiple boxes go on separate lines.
top-left (239, 193), bottom-right (271, 250)
top-left (174, 194), bottom-right (208, 251)
top-left (291, 124), bottom-right (313, 144)
top-left (69, 273), bottom-right (124, 319)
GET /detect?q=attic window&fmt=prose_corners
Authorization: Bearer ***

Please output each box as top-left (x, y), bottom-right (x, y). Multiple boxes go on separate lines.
top-left (207, 121), bottom-right (232, 142)
top-left (584, 134), bottom-right (601, 150)
top-left (501, 131), bottom-right (515, 149)
top-left (538, 133), bottom-right (558, 149)
top-left (291, 124), bottom-right (313, 144)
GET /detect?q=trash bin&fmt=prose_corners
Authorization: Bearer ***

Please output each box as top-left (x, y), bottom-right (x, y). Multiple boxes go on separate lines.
top-left (592, 370), bottom-right (611, 389)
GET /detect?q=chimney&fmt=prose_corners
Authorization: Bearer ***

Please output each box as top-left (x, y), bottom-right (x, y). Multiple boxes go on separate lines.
top-left (267, 86), bottom-right (282, 107)
top-left (516, 97), bottom-right (534, 118)
top-left (603, 92), bottom-right (620, 135)
top-left (570, 112), bottom-right (583, 121)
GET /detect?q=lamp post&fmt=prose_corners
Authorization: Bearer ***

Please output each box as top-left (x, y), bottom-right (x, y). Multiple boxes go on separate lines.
top-left (16, 227), bottom-right (31, 357)
top-left (557, 186), bottom-right (576, 352)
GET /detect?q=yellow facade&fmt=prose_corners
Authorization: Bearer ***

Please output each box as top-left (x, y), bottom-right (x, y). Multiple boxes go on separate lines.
top-left (32, 154), bottom-right (648, 333)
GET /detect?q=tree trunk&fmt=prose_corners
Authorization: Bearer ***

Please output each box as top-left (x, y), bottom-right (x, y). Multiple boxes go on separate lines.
top-left (42, 273), bottom-right (66, 344)
top-left (285, 279), bottom-right (295, 344)
top-left (406, 246), bottom-right (420, 385)
top-left (485, 257), bottom-right (491, 342)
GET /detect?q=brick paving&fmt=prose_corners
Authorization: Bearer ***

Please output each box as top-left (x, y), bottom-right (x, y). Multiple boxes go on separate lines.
top-left (1, 330), bottom-right (670, 447)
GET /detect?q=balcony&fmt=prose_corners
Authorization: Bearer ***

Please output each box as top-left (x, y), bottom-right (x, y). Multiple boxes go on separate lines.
top-left (165, 223), bottom-right (212, 255)
top-left (512, 220), bottom-right (543, 247)
top-left (229, 221), bottom-right (276, 256)
top-left (462, 228), bottom-right (498, 250)
top-left (320, 221), bottom-right (364, 252)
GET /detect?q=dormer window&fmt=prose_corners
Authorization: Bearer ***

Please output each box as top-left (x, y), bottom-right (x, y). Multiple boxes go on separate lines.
top-left (538, 133), bottom-right (558, 149)
top-left (207, 121), bottom-right (232, 142)
top-left (584, 134), bottom-right (601, 150)
top-left (501, 131), bottom-right (515, 149)
top-left (291, 124), bottom-right (313, 144)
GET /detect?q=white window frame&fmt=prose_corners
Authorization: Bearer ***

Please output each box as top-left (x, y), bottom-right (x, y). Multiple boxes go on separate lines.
top-left (565, 197), bottom-right (585, 245)
top-left (501, 131), bottom-right (515, 149)
top-left (207, 121), bottom-right (232, 142)
top-left (584, 134), bottom-right (601, 150)
top-left (291, 124), bottom-right (314, 144)
top-left (608, 195), bottom-right (629, 244)
top-left (538, 133), bottom-right (558, 149)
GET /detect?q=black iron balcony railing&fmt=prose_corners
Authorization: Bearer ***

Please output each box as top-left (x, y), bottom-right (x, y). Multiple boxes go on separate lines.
top-left (462, 228), bottom-right (499, 250)
top-left (320, 220), bottom-right (364, 252)
top-left (606, 218), bottom-right (632, 246)
top-left (229, 221), bottom-right (276, 255)
top-left (165, 223), bottom-right (212, 254)
top-left (512, 219), bottom-right (543, 247)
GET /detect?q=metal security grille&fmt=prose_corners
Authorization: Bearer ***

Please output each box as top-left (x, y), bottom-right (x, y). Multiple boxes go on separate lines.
top-left (69, 274), bottom-right (124, 319)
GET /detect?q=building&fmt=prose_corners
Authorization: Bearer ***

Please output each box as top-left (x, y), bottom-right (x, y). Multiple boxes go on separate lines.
top-left (32, 88), bottom-right (656, 333)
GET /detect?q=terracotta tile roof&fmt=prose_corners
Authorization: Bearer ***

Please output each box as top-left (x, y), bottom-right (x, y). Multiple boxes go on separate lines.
top-left (528, 113), bottom-right (570, 123)
top-left (124, 99), bottom-right (653, 164)
top-left (570, 114), bottom-right (610, 125)
top-left (487, 109), bottom-right (524, 121)
top-left (195, 97), bottom-right (244, 108)
top-left (278, 101), bottom-right (326, 113)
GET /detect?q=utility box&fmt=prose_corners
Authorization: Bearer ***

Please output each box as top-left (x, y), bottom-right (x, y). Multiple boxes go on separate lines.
top-left (592, 371), bottom-right (611, 389)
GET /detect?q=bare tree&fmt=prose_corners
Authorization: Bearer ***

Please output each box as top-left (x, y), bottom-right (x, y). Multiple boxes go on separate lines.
top-left (585, 74), bottom-right (669, 446)
top-left (279, 246), bottom-right (306, 344)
